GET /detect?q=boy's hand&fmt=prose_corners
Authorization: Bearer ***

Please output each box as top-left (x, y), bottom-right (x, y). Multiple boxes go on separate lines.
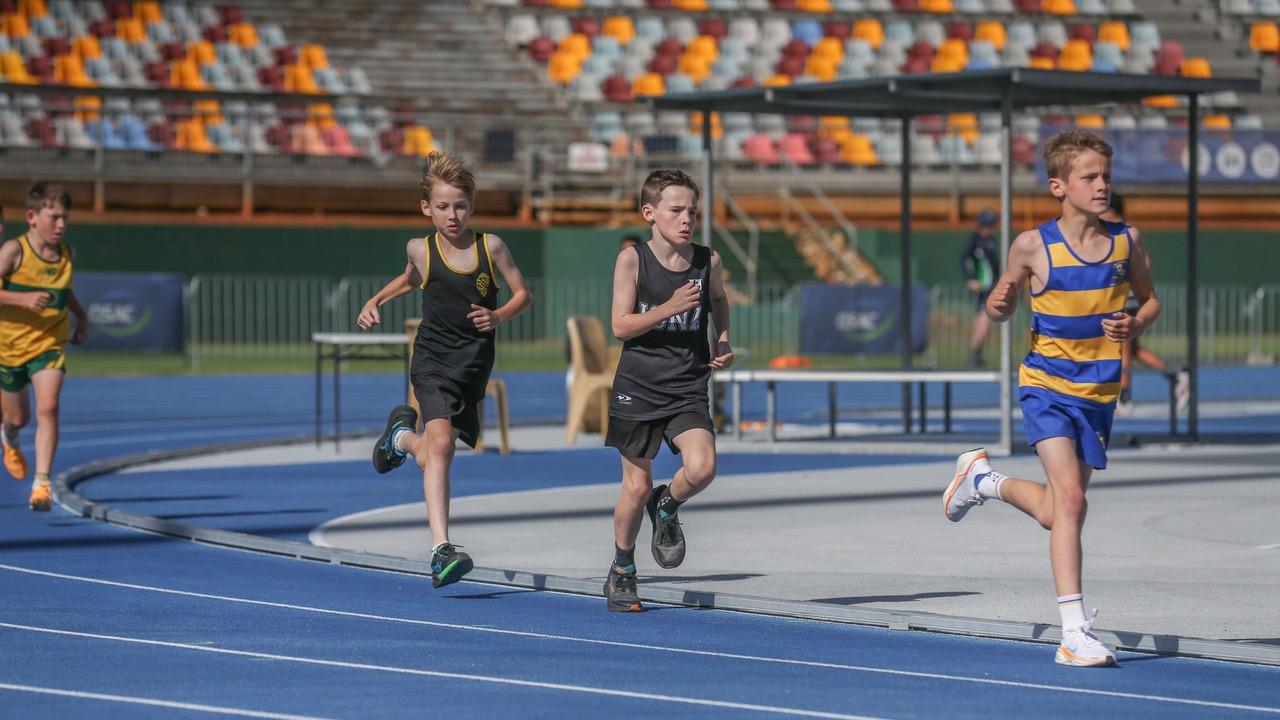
top-left (1102, 311), bottom-right (1142, 342)
top-left (17, 291), bottom-right (50, 312)
top-left (71, 320), bottom-right (90, 345)
top-left (468, 304), bottom-right (500, 332)
top-left (356, 301), bottom-right (381, 329)
top-left (709, 341), bottom-right (734, 369)
top-left (663, 282), bottom-right (701, 317)
top-left (986, 278), bottom-right (1017, 317)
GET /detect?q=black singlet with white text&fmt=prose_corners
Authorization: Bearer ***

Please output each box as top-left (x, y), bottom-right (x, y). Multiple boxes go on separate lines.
top-left (609, 242), bottom-right (713, 420)
top-left (410, 230), bottom-right (499, 391)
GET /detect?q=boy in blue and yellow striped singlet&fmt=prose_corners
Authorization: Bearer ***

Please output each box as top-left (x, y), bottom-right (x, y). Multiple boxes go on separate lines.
top-left (942, 131), bottom-right (1160, 668)
top-left (0, 182), bottom-right (90, 512)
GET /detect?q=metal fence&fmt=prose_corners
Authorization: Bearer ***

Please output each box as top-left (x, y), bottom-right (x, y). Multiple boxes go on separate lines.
top-left (185, 274), bottom-right (1279, 370)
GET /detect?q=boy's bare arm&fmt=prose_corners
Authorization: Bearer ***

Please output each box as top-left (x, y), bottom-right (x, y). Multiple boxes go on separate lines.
top-left (1102, 226), bottom-right (1159, 342)
top-left (986, 231), bottom-right (1039, 322)
top-left (707, 250), bottom-right (733, 369)
top-left (0, 239), bottom-right (50, 312)
top-left (469, 234), bottom-right (532, 332)
top-left (67, 290), bottom-right (90, 344)
top-left (610, 249), bottom-right (700, 341)
top-left (357, 240), bottom-right (424, 330)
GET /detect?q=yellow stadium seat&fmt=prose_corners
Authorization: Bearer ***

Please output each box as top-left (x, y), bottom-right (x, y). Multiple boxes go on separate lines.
top-left (922, 0), bottom-right (955, 12)
top-left (178, 118), bottom-right (216, 153)
top-left (678, 52), bottom-right (712, 83)
top-left (402, 126), bottom-right (435, 156)
top-left (1029, 56), bottom-right (1055, 70)
top-left (1057, 38), bottom-right (1092, 72)
top-left (687, 35), bottom-right (718, 61)
top-left (134, 1), bottom-right (162, 24)
top-left (975, 21), bottom-right (1006, 51)
top-left (632, 72), bottom-right (666, 97)
top-left (116, 17), bottom-right (145, 43)
top-left (188, 40), bottom-right (216, 66)
top-left (1202, 114), bottom-right (1231, 130)
top-left (797, 0), bottom-right (832, 11)
top-left (1, 51), bottom-right (36, 83)
top-left (170, 59), bottom-right (207, 91)
top-left (764, 73), bottom-right (792, 87)
top-left (1142, 94), bottom-right (1179, 108)
top-left (842, 133), bottom-right (878, 165)
top-left (3, 12), bottom-right (31, 37)
top-left (284, 63), bottom-right (318, 93)
top-left (19, 0), bottom-right (47, 18)
top-left (689, 111), bottom-right (723, 139)
top-left (1042, 0), bottom-right (1076, 14)
top-left (74, 95), bottom-right (101, 121)
top-left (230, 22), bottom-right (259, 48)
top-left (1097, 21), bottom-right (1130, 52)
top-left (1075, 114), bottom-right (1105, 128)
top-left (602, 16), bottom-right (634, 45)
top-left (806, 54), bottom-right (838, 81)
top-left (73, 35), bottom-right (102, 60)
top-left (948, 113), bottom-right (978, 143)
top-left (853, 19), bottom-right (884, 50)
top-left (302, 44), bottom-right (329, 70)
top-left (1251, 22), bottom-right (1280, 53)
top-left (548, 52), bottom-right (581, 84)
top-left (548, 0), bottom-right (583, 8)
top-left (55, 54), bottom-right (95, 87)
top-left (194, 99), bottom-right (223, 125)
top-left (1180, 57), bottom-right (1212, 78)
top-left (674, 0), bottom-right (710, 9)
top-left (558, 33), bottom-right (591, 61)
top-left (813, 37), bottom-right (844, 62)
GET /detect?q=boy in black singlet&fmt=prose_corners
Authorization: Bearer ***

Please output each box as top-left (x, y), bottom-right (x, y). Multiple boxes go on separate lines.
top-left (602, 169), bottom-right (734, 612)
top-left (357, 151), bottom-right (533, 589)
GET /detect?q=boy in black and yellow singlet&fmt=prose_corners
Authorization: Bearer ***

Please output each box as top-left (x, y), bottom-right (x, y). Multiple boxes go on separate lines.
top-left (356, 151), bottom-right (532, 589)
top-left (602, 169), bottom-right (734, 612)
top-left (942, 132), bottom-right (1160, 667)
top-left (0, 182), bottom-right (90, 511)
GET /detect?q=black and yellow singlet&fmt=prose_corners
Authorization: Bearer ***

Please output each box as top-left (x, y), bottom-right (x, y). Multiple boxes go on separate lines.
top-left (410, 230), bottom-right (500, 390)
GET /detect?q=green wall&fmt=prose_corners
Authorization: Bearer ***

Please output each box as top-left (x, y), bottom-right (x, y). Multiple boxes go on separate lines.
top-left (858, 228), bottom-right (1279, 287)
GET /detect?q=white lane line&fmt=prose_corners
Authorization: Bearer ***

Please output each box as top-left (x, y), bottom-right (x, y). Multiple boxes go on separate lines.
top-left (0, 682), bottom-right (333, 720)
top-left (0, 622), bottom-right (882, 720)
top-left (1258, 543), bottom-right (1280, 550)
top-left (4, 564), bottom-right (1278, 715)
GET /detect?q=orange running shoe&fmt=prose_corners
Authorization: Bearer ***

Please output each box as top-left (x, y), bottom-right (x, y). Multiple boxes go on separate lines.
top-left (4, 444), bottom-right (28, 481)
top-left (29, 483), bottom-right (51, 512)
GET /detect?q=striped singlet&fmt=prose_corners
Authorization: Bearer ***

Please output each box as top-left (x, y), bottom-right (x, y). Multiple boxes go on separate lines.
top-left (0, 234), bottom-right (73, 366)
top-left (1018, 219), bottom-right (1131, 408)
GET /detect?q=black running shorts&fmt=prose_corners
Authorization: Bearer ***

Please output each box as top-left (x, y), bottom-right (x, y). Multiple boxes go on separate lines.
top-left (605, 410), bottom-right (714, 460)
top-left (411, 373), bottom-right (483, 449)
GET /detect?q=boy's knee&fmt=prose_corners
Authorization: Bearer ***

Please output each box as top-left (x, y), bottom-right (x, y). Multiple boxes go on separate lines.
top-left (36, 400), bottom-right (59, 421)
top-left (1054, 489), bottom-right (1087, 521)
top-left (684, 455), bottom-right (716, 487)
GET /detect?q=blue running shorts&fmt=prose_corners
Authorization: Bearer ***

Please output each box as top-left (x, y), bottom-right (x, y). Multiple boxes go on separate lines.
top-left (1020, 387), bottom-right (1114, 469)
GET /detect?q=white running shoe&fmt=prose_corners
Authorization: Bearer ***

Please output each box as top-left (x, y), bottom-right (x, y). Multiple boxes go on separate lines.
top-left (944, 447), bottom-right (991, 522)
top-left (1174, 370), bottom-right (1190, 413)
top-left (1055, 611), bottom-right (1118, 667)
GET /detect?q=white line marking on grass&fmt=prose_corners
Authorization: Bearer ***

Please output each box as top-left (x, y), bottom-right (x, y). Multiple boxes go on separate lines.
top-left (0, 622), bottom-right (883, 720)
top-left (0, 682), bottom-right (333, 720)
top-left (3, 564), bottom-right (1278, 715)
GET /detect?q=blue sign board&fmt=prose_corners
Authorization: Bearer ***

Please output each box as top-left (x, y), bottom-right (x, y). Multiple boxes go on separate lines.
top-left (75, 272), bottom-right (184, 352)
top-left (799, 283), bottom-right (928, 355)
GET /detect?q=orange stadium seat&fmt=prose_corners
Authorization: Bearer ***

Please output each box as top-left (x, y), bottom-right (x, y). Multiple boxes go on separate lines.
top-left (1202, 114), bottom-right (1231, 130)
top-left (674, 0), bottom-right (710, 9)
top-left (548, 0), bottom-right (583, 8)
top-left (74, 95), bottom-right (102, 121)
top-left (302, 44), bottom-right (329, 70)
top-left (689, 111), bottom-right (723, 139)
top-left (1097, 21), bottom-right (1130, 52)
top-left (134, 1), bottom-right (162, 24)
top-left (1, 51), bottom-right (37, 83)
top-left (948, 113), bottom-right (978, 143)
top-left (812, 36), bottom-right (843, 61)
top-left (1057, 39), bottom-right (1092, 71)
top-left (841, 133), bottom-right (878, 165)
top-left (558, 32), bottom-right (591, 60)
top-left (402, 125), bottom-right (435, 156)
top-left (686, 35), bottom-right (718, 61)
top-left (116, 16), bottom-right (146, 43)
top-left (1074, 114), bottom-right (1105, 128)
top-left (632, 72), bottom-right (666, 97)
top-left (805, 54), bottom-right (838, 81)
top-left (54, 53), bottom-right (95, 86)
top-left (975, 21), bottom-right (1006, 51)
top-left (764, 73), bottom-right (792, 87)
top-left (602, 16), bottom-right (634, 45)
top-left (1250, 22), bottom-right (1279, 53)
top-left (1042, 0), bottom-right (1076, 14)
top-left (18, 0), bottom-right (47, 18)
top-left (1180, 56), bottom-right (1212, 78)
top-left (229, 22), bottom-right (259, 48)
top-left (1029, 56), bottom-right (1055, 70)
top-left (922, 0), bottom-right (955, 12)
top-left (73, 35), bottom-right (102, 60)
top-left (548, 52), bottom-right (581, 83)
top-left (177, 117), bottom-right (217, 153)
top-left (678, 52), bottom-right (712, 83)
top-left (797, 0), bottom-right (833, 11)
top-left (188, 39), bottom-right (216, 66)
top-left (853, 19), bottom-right (884, 49)
top-left (1142, 94), bottom-right (1179, 108)
top-left (3, 12), bottom-right (31, 37)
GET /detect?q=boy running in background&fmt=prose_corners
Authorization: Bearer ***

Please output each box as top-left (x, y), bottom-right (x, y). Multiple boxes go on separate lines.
top-left (357, 151), bottom-right (532, 588)
top-left (0, 182), bottom-right (90, 511)
top-left (943, 131), bottom-right (1160, 666)
top-left (603, 169), bottom-right (734, 612)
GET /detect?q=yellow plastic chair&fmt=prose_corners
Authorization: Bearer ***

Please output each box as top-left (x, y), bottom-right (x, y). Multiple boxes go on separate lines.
top-left (565, 315), bottom-right (620, 445)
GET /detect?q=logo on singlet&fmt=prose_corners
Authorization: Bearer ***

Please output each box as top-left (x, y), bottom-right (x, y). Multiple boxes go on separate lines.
top-left (476, 272), bottom-right (491, 297)
top-left (639, 299), bottom-right (702, 332)
top-left (1110, 261), bottom-right (1128, 286)
top-left (615, 392), bottom-right (632, 405)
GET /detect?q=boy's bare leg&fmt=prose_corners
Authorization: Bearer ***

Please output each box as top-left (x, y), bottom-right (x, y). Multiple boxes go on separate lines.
top-left (2, 388), bottom-right (31, 480)
top-left (30, 369), bottom-right (63, 477)
top-left (614, 455), bottom-right (652, 551)
top-left (667, 427), bottom-right (717, 502)
top-left (999, 437), bottom-right (1092, 597)
top-left (406, 417), bottom-right (457, 548)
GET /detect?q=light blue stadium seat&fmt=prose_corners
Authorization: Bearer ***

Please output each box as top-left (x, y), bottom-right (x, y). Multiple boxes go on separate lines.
top-left (885, 20), bottom-right (915, 48)
top-left (792, 20), bottom-right (824, 48)
top-left (833, 0), bottom-right (865, 9)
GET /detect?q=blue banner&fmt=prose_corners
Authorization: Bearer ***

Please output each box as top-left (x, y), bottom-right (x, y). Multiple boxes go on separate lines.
top-left (75, 272), bottom-right (184, 352)
top-left (798, 283), bottom-right (928, 355)
top-left (1040, 129), bottom-right (1280, 184)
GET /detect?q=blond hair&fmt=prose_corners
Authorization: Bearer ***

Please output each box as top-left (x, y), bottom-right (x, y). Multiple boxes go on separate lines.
top-left (25, 181), bottom-right (72, 212)
top-left (1042, 130), bottom-right (1113, 180)
top-left (640, 169), bottom-right (700, 209)
top-left (420, 151), bottom-right (476, 203)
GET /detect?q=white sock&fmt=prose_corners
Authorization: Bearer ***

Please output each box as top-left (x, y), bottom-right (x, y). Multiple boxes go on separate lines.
top-left (1058, 594), bottom-right (1086, 631)
top-left (390, 427), bottom-right (410, 456)
top-left (975, 470), bottom-right (1007, 500)
top-left (1, 427), bottom-right (15, 448)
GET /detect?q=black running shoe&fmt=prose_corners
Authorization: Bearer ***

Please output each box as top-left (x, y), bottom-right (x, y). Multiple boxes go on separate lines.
top-left (430, 543), bottom-right (473, 588)
top-left (603, 564), bottom-right (644, 612)
top-left (646, 484), bottom-right (686, 569)
top-left (373, 405), bottom-right (418, 474)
